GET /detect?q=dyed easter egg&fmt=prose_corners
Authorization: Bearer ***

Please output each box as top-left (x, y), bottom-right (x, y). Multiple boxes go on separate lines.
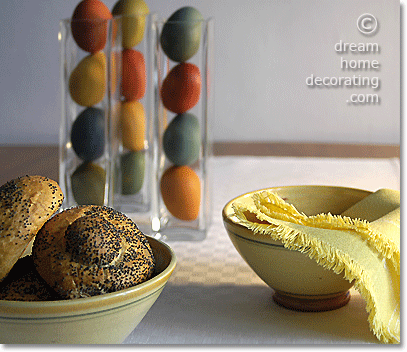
top-left (160, 63), bottom-right (201, 113)
top-left (71, 162), bottom-right (106, 205)
top-left (160, 7), bottom-right (203, 62)
top-left (163, 113), bottom-right (200, 166)
top-left (120, 100), bottom-right (146, 151)
top-left (160, 165), bottom-right (201, 221)
top-left (120, 150), bottom-right (145, 195)
top-left (71, 0), bottom-right (112, 53)
top-left (71, 107), bottom-right (105, 161)
top-left (112, 0), bottom-right (149, 48)
top-left (69, 52), bottom-right (106, 107)
top-left (121, 49), bottom-right (146, 101)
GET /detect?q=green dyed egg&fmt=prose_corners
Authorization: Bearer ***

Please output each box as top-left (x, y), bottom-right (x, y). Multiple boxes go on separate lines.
top-left (160, 7), bottom-right (204, 62)
top-left (71, 162), bottom-right (106, 205)
top-left (120, 150), bottom-right (145, 195)
top-left (163, 113), bottom-right (201, 166)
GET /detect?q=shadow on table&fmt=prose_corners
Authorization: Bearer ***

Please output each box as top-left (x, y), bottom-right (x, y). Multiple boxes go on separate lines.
top-left (124, 283), bottom-right (377, 344)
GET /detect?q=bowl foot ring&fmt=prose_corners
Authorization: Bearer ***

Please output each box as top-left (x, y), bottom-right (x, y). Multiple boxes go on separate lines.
top-left (272, 290), bottom-right (351, 312)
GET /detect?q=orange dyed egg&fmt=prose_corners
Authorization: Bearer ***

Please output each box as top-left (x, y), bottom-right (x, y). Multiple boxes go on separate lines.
top-left (122, 49), bottom-right (146, 101)
top-left (160, 63), bottom-right (201, 114)
top-left (160, 165), bottom-right (201, 221)
top-left (71, 0), bottom-right (113, 53)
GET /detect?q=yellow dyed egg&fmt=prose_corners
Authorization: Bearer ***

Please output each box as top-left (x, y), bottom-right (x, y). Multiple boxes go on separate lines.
top-left (69, 52), bottom-right (106, 107)
top-left (120, 100), bottom-right (146, 151)
top-left (112, 0), bottom-right (149, 48)
top-left (160, 165), bottom-right (201, 221)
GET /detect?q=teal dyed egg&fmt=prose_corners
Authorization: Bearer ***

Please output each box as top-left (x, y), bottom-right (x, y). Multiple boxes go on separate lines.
top-left (160, 7), bottom-right (204, 62)
top-left (163, 113), bottom-right (201, 166)
top-left (71, 162), bottom-right (106, 205)
top-left (121, 151), bottom-right (145, 195)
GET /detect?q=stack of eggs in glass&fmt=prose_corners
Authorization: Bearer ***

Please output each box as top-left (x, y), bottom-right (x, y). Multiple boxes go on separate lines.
top-left (159, 7), bottom-right (205, 223)
top-left (65, 0), bottom-right (150, 207)
top-left (68, 0), bottom-right (113, 206)
top-left (111, 0), bottom-right (150, 199)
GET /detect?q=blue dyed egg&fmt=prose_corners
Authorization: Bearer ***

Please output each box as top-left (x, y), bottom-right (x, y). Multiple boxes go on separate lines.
top-left (160, 7), bottom-right (204, 62)
top-left (71, 107), bottom-right (105, 161)
top-left (163, 113), bottom-right (201, 165)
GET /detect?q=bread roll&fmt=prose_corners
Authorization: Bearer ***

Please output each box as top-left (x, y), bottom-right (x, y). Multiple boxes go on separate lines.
top-left (32, 205), bottom-right (155, 299)
top-left (0, 176), bottom-right (64, 282)
top-left (0, 256), bottom-right (59, 301)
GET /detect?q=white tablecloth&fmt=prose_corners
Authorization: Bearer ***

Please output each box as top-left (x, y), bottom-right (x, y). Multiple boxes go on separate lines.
top-left (124, 156), bottom-right (400, 344)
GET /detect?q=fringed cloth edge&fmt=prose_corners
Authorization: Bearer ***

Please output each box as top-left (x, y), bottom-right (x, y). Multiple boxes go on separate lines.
top-left (232, 191), bottom-right (400, 344)
top-left (251, 191), bottom-right (400, 274)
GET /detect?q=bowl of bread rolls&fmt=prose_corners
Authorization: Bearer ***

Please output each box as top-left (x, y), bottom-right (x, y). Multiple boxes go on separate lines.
top-left (0, 175), bottom-right (176, 344)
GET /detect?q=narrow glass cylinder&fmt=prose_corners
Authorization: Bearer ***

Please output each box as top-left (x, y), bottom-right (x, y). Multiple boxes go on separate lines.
top-left (153, 17), bottom-right (214, 241)
top-left (59, 17), bottom-right (115, 209)
top-left (108, 13), bottom-right (159, 234)
top-left (59, 14), bottom-right (158, 236)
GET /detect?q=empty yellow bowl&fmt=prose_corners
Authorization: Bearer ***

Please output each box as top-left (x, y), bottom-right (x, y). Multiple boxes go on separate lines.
top-left (222, 185), bottom-right (372, 312)
top-left (0, 236), bottom-right (176, 344)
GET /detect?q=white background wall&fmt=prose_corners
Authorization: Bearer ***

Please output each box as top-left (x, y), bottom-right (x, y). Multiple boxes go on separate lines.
top-left (0, 0), bottom-right (400, 145)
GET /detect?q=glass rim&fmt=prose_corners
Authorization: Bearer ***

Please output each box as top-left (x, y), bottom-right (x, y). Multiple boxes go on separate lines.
top-left (60, 14), bottom-right (213, 26)
top-left (156, 17), bottom-right (214, 25)
top-left (60, 12), bottom-right (156, 25)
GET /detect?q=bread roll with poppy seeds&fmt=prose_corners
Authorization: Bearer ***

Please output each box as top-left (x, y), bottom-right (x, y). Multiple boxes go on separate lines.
top-left (0, 256), bottom-right (59, 301)
top-left (0, 176), bottom-right (64, 282)
top-left (32, 205), bottom-right (155, 299)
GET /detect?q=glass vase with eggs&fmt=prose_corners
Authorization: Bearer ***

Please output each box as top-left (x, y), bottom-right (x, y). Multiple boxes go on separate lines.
top-left (154, 7), bottom-right (214, 241)
top-left (59, 0), bottom-right (158, 235)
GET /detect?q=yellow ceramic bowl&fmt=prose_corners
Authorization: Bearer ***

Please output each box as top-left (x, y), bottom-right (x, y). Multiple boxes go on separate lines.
top-left (223, 185), bottom-right (371, 312)
top-left (0, 236), bottom-right (176, 344)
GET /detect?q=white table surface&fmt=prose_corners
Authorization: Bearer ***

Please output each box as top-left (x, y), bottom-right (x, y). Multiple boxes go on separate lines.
top-left (123, 156), bottom-right (400, 345)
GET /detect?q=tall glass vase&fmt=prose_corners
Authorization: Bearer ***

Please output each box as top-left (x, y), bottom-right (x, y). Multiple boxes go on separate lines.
top-left (59, 16), bottom-right (116, 209)
top-left (108, 13), bottom-right (159, 234)
top-left (153, 15), bottom-right (214, 241)
top-left (59, 13), bottom-right (159, 235)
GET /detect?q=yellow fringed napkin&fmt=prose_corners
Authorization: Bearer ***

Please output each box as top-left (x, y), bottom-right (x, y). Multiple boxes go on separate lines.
top-left (232, 188), bottom-right (400, 344)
